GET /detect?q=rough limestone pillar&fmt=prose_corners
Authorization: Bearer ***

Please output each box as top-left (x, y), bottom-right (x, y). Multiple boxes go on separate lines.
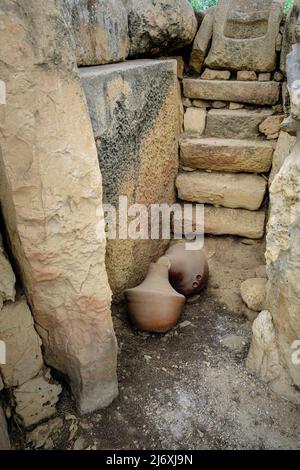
top-left (0, 0), bottom-right (118, 413)
top-left (247, 37), bottom-right (300, 405)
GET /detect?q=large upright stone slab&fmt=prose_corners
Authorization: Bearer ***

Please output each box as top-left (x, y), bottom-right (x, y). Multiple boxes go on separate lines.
top-left (63, 0), bottom-right (129, 66)
top-left (265, 140), bottom-right (300, 398)
top-left (80, 60), bottom-right (179, 300)
top-left (0, 0), bottom-right (117, 414)
top-left (124, 0), bottom-right (197, 57)
top-left (176, 171), bottom-right (266, 210)
top-left (247, 40), bottom-right (300, 405)
top-left (183, 79), bottom-right (280, 106)
top-left (205, 0), bottom-right (282, 72)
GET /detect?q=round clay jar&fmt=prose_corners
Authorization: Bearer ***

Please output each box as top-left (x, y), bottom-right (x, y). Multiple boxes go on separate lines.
top-left (165, 243), bottom-right (209, 297)
top-left (125, 259), bottom-right (186, 333)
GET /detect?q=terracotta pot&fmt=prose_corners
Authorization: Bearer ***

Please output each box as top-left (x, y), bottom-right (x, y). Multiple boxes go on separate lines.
top-left (165, 243), bottom-right (209, 297)
top-left (125, 259), bottom-right (186, 333)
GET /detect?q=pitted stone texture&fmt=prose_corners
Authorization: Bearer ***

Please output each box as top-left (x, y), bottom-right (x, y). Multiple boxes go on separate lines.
top-left (205, 0), bottom-right (282, 72)
top-left (246, 311), bottom-right (300, 404)
top-left (80, 60), bottom-right (179, 300)
top-left (0, 299), bottom-right (43, 388)
top-left (0, 0), bottom-right (118, 413)
top-left (190, 13), bottom-right (214, 74)
top-left (266, 140), bottom-right (300, 397)
top-left (124, 0), bottom-right (197, 58)
top-left (63, 0), bottom-right (129, 66)
top-left (280, 1), bottom-right (300, 74)
top-left (0, 405), bottom-right (10, 450)
top-left (0, 247), bottom-right (15, 306)
top-left (205, 109), bottom-right (274, 139)
top-left (183, 205), bottom-right (266, 239)
top-left (13, 370), bottom-right (62, 428)
top-left (183, 79), bottom-right (280, 106)
top-left (176, 171), bottom-right (267, 210)
top-left (259, 115), bottom-right (284, 139)
top-left (240, 278), bottom-right (267, 312)
top-left (180, 135), bottom-right (274, 173)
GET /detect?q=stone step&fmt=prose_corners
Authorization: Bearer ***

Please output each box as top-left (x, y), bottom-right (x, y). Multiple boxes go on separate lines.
top-left (183, 79), bottom-right (280, 106)
top-left (175, 205), bottom-right (266, 239)
top-left (180, 135), bottom-right (274, 173)
top-left (205, 108), bottom-right (273, 139)
top-left (176, 171), bottom-right (267, 211)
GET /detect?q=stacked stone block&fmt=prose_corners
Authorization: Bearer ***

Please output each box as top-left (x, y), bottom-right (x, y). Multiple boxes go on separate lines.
top-left (177, 0), bottom-right (286, 240)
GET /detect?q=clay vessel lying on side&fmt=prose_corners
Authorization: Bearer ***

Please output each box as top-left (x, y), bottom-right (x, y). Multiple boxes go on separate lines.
top-left (165, 243), bottom-right (209, 297)
top-left (125, 259), bottom-right (186, 333)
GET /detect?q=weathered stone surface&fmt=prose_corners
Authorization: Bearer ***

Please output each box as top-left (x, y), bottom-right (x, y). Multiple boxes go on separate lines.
top-left (0, 0), bottom-right (118, 413)
top-left (0, 299), bottom-right (43, 388)
top-left (258, 73), bottom-right (272, 82)
top-left (259, 115), bottom-right (284, 139)
top-left (182, 98), bottom-right (192, 108)
top-left (0, 248), bottom-right (15, 306)
top-left (280, 1), bottom-right (300, 74)
top-left (240, 278), bottom-right (267, 311)
top-left (237, 71), bottom-right (257, 81)
top-left (274, 71), bottom-right (284, 82)
top-left (26, 417), bottom-right (63, 449)
top-left (205, 206), bottom-right (265, 239)
top-left (184, 108), bottom-right (206, 134)
top-left (269, 131), bottom-right (296, 185)
top-left (211, 101), bottom-right (227, 109)
top-left (0, 405), bottom-right (10, 450)
top-left (177, 204), bottom-right (265, 239)
top-left (80, 60), bottom-right (179, 300)
top-left (193, 99), bottom-right (210, 108)
top-left (276, 32), bottom-right (283, 51)
top-left (255, 265), bottom-right (267, 278)
top-left (205, 108), bottom-right (273, 139)
top-left (180, 135), bottom-right (274, 173)
top-left (265, 139), bottom-right (300, 398)
top-left (14, 370), bottom-right (62, 428)
top-left (176, 171), bottom-right (267, 210)
top-left (287, 43), bottom-right (300, 121)
top-left (159, 56), bottom-right (185, 79)
top-left (124, 0), bottom-right (197, 58)
top-left (201, 69), bottom-right (230, 80)
top-left (205, 0), bottom-right (282, 72)
top-left (190, 13), bottom-right (214, 74)
top-left (246, 311), bottom-right (300, 403)
top-left (63, 0), bottom-right (129, 66)
top-left (183, 79), bottom-right (280, 105)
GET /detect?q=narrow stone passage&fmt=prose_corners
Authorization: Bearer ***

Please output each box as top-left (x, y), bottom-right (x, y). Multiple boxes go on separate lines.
top-left (12, 237), bottom-right (300, 450)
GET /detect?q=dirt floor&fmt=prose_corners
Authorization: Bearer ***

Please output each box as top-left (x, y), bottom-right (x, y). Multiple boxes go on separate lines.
top-left (13, 236), bottom-right (300, 450)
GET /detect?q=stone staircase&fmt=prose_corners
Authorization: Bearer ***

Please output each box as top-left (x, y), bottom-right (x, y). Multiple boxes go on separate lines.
top-left (177, 76), bottom-right (284, 239)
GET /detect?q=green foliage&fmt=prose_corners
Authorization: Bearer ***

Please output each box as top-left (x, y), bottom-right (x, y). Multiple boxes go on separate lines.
top-left (284, 0), bottom-right (294, 13)
top-left (187, 0), bottom-right (294, 13)
top-left (187, 0), bottom-right (218, 11)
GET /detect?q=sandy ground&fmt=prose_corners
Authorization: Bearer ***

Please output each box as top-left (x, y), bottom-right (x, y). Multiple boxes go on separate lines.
top-left (12, 236), bottom-right (300, 450)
